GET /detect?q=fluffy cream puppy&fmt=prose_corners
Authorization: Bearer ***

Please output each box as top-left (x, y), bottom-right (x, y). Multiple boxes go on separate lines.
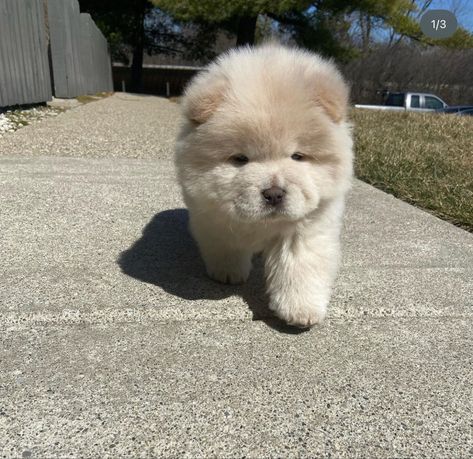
top-left (175, 44), bottom-right (353, 328)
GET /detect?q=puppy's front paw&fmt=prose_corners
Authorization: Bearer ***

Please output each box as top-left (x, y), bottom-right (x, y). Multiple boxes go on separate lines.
top-left (205, 256), bottom-right (252, 285)
top-left (269, 299), bottom-right (327, 329)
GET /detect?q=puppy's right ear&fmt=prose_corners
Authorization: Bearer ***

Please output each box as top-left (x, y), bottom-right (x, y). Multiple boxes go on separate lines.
top-left (183, 70), bottom-right (227, 125)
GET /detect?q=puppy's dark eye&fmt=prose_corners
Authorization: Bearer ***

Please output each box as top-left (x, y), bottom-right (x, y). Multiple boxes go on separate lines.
top-left (231, 154), bottom-right (249, 164)
top-left (291, 152), bottom-right (304, 161)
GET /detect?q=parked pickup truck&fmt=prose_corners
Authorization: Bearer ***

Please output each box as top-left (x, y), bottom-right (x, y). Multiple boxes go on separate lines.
top-left (355, 92), bottom-right (448, 112)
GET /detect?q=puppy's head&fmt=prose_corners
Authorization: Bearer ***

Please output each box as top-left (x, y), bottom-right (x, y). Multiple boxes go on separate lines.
top-left (176, 44), bottom-right (353, 223)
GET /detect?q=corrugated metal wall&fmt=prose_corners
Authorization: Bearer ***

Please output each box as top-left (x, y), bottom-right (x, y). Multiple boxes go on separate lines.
top-left (79, 14), bottom-right (113, 97)
top-left (0, 0), bottom-right (52, 107)
top-left (47, 0), bottom-right (113, 99)
top-left (47, 0), bottom-right (84, 98)
top-left (0, 0), bottom-right (113, 107)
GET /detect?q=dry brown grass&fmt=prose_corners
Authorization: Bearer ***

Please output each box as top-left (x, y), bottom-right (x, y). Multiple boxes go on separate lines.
top-left (351, 109), bottom-right (473, 231)
top-left (76, 92), bottom-right (112, 104)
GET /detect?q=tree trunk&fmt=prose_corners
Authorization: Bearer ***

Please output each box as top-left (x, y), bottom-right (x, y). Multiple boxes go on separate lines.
top-left (130, 40), bottom-right (144, 93)
top-left (130, 0), bottom-right (146, 93)
top-left (236, 15), bottom-right (257, 46)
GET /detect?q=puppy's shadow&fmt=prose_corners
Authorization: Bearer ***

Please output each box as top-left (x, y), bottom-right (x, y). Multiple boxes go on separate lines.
top-left (118, 209), bottom-right (308, 334)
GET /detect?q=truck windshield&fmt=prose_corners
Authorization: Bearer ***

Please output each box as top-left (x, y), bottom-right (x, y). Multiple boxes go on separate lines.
top-left (385, 94), bottom-right (404, 107)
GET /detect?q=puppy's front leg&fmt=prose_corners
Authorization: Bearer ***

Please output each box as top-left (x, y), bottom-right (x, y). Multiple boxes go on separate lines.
top-left (264, 213), bottom-right (342, 328)
top-left (189, 213), bottom-right (252, 285)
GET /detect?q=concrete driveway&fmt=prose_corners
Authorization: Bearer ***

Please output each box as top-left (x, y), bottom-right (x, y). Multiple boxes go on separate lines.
top-left (1, 94), bottom-right (472, 457)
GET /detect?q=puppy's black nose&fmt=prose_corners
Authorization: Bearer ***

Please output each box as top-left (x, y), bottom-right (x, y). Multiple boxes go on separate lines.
top-left (262, 186), bottom-right (286, 206)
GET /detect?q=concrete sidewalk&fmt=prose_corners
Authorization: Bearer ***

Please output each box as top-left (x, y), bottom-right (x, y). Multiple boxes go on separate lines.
top-left (1, 94), bottom-right (472, 458)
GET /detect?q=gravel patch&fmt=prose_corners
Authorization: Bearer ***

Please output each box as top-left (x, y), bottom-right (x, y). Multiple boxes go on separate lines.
top-left (0, 93), bottom-right (181, 159)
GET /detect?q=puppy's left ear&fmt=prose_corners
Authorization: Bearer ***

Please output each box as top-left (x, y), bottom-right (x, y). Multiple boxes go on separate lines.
top-left (312, 66), bottom-right (350, 124)
top-left (182, 69), bottom-right (227, 125)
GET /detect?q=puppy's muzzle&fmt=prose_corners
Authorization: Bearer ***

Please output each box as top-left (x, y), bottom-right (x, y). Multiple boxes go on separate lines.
top-left (262, 186), bottom-right (286, 206)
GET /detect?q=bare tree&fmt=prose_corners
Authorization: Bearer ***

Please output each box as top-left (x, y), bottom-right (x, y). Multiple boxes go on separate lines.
top-left (344, 43), bottom-right (473, 105)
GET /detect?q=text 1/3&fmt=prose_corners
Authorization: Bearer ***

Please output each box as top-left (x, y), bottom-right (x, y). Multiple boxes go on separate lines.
top-left (431, 19), bottom-right (447, 30)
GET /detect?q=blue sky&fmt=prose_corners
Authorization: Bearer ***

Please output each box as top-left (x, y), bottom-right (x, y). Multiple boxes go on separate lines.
top-left (367, 0), bottom-right (473, 42)
top-left (428, 0), bottom-right (473, 31)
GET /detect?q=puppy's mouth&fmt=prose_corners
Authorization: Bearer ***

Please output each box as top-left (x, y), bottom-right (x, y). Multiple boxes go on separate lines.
top-left (265, 208), bottom-right (287, 219)
top-left (258, 204), bottom-right (300, 223)
top-left (232, 205), bottom-right (290, 223)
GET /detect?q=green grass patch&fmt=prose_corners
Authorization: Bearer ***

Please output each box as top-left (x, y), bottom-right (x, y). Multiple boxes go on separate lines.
top-left (352, 109), bottom-right (473, 231)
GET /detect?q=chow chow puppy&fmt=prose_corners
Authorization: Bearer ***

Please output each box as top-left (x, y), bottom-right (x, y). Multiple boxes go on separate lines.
top-left (175, 44), bottom-right (353, 328)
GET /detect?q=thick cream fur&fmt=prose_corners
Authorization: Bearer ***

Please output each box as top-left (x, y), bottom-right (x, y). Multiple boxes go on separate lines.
top-left (175, 44), bottom-right (353, 328)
